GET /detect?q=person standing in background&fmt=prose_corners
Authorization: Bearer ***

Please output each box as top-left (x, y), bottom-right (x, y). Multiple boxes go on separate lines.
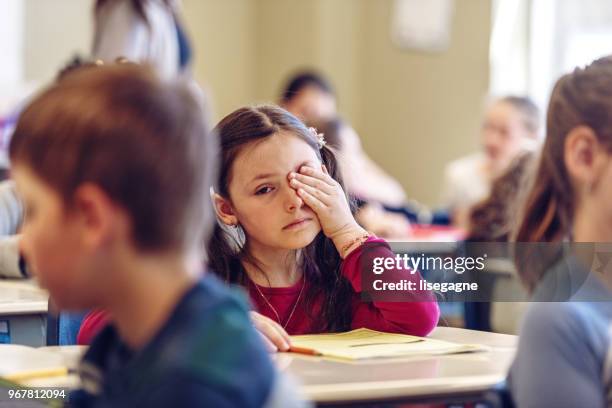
top-left (93, 0), bottom-right (192, 79)
top-left (441, 96), bottom-right (540, 229)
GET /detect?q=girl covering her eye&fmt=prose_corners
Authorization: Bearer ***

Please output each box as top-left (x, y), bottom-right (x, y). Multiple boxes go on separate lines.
top-left (207, 105), bottom-right (439, 352)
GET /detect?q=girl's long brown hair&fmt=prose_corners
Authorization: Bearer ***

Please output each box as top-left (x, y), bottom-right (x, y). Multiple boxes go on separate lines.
top-left (515, 56), bottom-right (612, 291)
top-left (206, 105), bottom-right (354, 332)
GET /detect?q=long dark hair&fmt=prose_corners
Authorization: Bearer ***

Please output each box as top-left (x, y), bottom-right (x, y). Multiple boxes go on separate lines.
top-left (515, 56), bottom-right (612, 291)
top-left (468, 152), bottom-right (534, 242)
top-left (280, 70), bottom-right (335, 104)
top-left (207, 105), bottom-right (353, 332)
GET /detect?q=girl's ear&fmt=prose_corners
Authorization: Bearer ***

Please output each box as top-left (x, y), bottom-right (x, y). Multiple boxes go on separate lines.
top-left (212, 193), bottom-right (238, 227)
top-left (564, 125), bottom-right (604, 189)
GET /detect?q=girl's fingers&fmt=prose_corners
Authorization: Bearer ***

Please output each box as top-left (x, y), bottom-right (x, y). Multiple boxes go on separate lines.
top-left (258, 331), bottom-right (278, 353)
top-left (297, 187), bottom-right (326, 213)
top-left (271, 319), bottom-right (292, 344)
top-left (268, 321), bottom-right (291, 351)
top-left (290, 179), bottom-right (331, 205)
top-left (250, 312), bottom-right (291, 350)
top-left (290, 173), bottom-right (334, 194)
top-left (298, 166), bottom-right (336, 187)
top-left (256, 320), bottom-right (291, 351)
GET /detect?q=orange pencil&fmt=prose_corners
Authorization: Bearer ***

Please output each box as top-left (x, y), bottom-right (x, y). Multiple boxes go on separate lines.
top-left (288, 346), bottom-right (321, 356)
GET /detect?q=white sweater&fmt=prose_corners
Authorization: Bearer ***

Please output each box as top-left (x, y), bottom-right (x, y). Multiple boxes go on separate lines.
top-left (92, 0), bottom-right (180, 79)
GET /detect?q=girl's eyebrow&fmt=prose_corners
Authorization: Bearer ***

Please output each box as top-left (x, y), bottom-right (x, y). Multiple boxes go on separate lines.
top-left (249, 172), bottom-right (276, 184)
top-left (293, 161), bottom-right (314, 172)
top-left (249, 161), bottom-right (314, 184)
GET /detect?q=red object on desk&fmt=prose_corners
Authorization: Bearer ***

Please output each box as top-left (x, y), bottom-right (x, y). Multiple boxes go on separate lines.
top-left (406, 225), bottom-right (466, 242)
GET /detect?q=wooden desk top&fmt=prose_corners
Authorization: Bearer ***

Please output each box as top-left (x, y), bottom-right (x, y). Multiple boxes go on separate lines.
top-left (277, 326), bottom-right (516, 403)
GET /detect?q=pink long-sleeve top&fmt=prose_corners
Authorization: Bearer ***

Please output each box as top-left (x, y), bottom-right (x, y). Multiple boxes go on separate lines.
top-left (248, 236), bottom-right (439, 336)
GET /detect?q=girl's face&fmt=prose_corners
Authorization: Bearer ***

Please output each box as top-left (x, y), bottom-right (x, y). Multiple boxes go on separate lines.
top-left (223, 132), bottom-right (323, 252)
top-left (481, 101), bottom-right (533, 174)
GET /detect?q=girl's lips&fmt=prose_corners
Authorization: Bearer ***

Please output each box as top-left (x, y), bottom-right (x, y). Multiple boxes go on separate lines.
top-left (283, 218), bottom-right (312, 230)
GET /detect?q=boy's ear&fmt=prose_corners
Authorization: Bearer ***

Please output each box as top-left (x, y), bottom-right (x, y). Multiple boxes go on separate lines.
top-left (212, 193), bottom-right (238, 227)
top-left (72, 183), bottom-right (127, 249)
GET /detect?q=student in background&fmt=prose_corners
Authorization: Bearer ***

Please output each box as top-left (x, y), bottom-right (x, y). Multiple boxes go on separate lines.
top-left (208, 105), bottom-right (439, 352)
top-left (316, 118), bottom-right (412, 238)
top-left (463, 152), bottom-right (534, 331)
top-left (280, 71), bottom-right (408, 209)
top-left (441, 96), bottom-right (540, 229)
top-left (509, 57), bottom-right (612, 407)
top-left (93, 0), bottom-right (192, 79)
top-left (468, 152), bottom-right (534, 242)
top-left (10, 65), bottom-right (301, 407)
top-left (280, 72), bottom-right (412, 237)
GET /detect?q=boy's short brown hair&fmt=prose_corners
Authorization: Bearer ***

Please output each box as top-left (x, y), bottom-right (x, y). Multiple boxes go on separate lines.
top-left (10, 64), bottom-right (216, 253)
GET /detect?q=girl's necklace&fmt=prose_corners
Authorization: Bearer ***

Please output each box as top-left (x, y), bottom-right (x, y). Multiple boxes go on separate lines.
top-left (253, 276), bottom-right (305, 329)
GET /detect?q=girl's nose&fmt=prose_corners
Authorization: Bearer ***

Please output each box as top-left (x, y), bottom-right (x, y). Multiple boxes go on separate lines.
top-left (284, 184), bottom-right (303, 212)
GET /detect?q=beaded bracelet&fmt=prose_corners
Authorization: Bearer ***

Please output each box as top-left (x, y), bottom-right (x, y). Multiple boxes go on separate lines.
top-left (341, 233), bottom-right (371, 257)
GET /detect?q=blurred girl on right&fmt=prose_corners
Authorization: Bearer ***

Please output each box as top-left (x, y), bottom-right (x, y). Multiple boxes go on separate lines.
top-left (509, 57), bottom-right (612, 407)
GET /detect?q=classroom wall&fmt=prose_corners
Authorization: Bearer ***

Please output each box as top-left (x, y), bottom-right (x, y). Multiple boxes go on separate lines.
top-left (182, 0), bottom-right (257, 118)
top-left (18, 0), bottom-right (491, 206)
top-left (23, 0), bottom-right (92, 83)
top-left (253, 0), bottom-right (364, 125)
top-left (358, 0), bottom-right (491, 206)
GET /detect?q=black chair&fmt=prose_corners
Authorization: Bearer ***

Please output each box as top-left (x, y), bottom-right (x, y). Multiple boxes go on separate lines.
top-left (46, 300), bottom-right (59, 346)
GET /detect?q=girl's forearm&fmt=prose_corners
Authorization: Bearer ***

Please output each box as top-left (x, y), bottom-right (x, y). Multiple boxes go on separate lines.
top-left (329, 223), bottom-right (370, 258)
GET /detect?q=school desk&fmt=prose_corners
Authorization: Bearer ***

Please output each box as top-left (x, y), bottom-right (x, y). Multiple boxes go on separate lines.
top-left (0, 279), bottom-right (48, 346)
top-left (279, 326), bottom-right (516, 406)
top-left (1, 328), bottom-right (516, 407)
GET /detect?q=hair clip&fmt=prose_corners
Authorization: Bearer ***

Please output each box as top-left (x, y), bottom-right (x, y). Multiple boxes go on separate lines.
top-left (309, 127), bottom-right (326, 149)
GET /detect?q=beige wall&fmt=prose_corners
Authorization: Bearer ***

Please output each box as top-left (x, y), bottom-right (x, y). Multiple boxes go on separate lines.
top-left (182, 0), bottom-right (256, 118)
top-left (254, 0), bottom-right (318, 105)
top-left (358, 0), bottom-right (491, 205)
top-left (253, 0), bottom-right (365, 123)
top-left (20, 0), bottom-right (491, 206)
top-left (23, 0), bottom-right (93, 83)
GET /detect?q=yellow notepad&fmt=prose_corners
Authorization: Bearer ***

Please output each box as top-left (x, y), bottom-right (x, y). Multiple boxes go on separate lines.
top-left (0, 344), bottom-right (80, 386)
top-left (288, 328), bottom-right (485, 360)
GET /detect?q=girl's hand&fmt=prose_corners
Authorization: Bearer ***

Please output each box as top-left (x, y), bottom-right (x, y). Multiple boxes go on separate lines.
top-left (249, 311), bottom-right (291, 352)
top-left (289, 165), bottom-right (368, 257)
